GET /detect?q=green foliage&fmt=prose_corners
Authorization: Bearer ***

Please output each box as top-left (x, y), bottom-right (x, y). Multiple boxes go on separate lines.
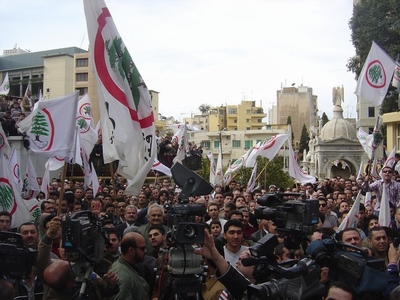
top-left (321, 113), bottom-right (329, 127)
top-left (348, 0), bottom-right (400, 78)
top-left (298, 124), bottom-right (309, 157)
top-left (199, 157), bottom-right (210, 180)
top-left (198, 104), bottom-right (211, 114)
top-left (0, 185), bottom-right (14, 210)
top-left (31, 112), bottom-right (49, 137)
top-left (77, 118), bottom-right (88, 130)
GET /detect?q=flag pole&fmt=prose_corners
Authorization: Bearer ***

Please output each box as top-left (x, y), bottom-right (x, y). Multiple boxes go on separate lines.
top-left (57, 161), bottom-right (69, 216)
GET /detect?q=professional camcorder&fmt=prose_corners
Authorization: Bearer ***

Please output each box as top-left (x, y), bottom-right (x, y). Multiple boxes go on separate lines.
top-left (255, 193), bottom-right (319, 236)
top-left (306, 238), bottom-right (389, 294)
top-left (0, 232), bottom-right (37, 279)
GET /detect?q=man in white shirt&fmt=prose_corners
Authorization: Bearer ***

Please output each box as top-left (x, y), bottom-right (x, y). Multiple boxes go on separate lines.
top-left (223, 219), bottom-right (248, 268)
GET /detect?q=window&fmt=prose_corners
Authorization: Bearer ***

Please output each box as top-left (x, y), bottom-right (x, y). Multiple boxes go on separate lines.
top-left (232, 140), bottom-right (241, 148)
top-left (246, 110), bottom-right (251, 114)
top-left (76, 73), bottom-right (88, 81)
top-left (245, 140), bottom-right (253, 149)
top-left (228, 108), bottom-right (237, 114)
top-left (368, 107), bottom-right (375, 118)
top-left (246, 127), bottom-right (251, 130)
top-left (214, 141), bottom-right (220, 148)
top-left (246, 119), bottom-right (250, 123)
top-left (76, 58), bottom-right (89, 67)
top-left (201, 141), bottom-right (210, 148)
top-left (76, 87), bottom-right (88, 95)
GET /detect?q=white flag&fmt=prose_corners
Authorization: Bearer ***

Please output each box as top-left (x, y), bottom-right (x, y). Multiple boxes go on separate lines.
top-left (22, 152), bottom-right (40, 200)
top-left (46, 157), bottom-right (65, 171)
top-left (288, 141), bottom-right (316, 183)
top-left (392, 56), bottom-right (400, 90)
top-left (0, 124), bottom-right (11, 157)
top-left (246, 134), bottom-right (289, 167)
top-left (172, 124), bottom-right (189, 164)
top-left (24, 198), bottom-right (41, 223)
top-left (247, 162), bottom-right (258, 192)
top-left (379, 147), bottom-right (396, 177)
top-left (84, 0), bottom-right (156, 195)
top-left (0, 154), bottom-right (32, 229)
top-left (90, 162), bottom-right (101, 195)
top-left (207, 153), bottom-right (216, 185)
top-left (225, 146), bottom-right (255, 177)
top-left (378, 183), bottom-right (391, 227)
top-left (214, 146), bottom-right (223, 187)
top-left (356, 162), bottom-right (364, 180)
top-left (76, 94), bottom-right (98, 155)
top-left (8, 147), bottom-right (22, 193)
top-left (338, 191), bottom-right (362, 231)
top-left (370, 158), bottom-right (380, 181)
top-left (152, 158), bottom-right (172, 178)
top-left (40, 163), bottom-right (50, 200)
top-left (355, 41), bottom-right (396, 106)
top-left (18, 92), bottom-right (79, 159)
top-left (364, 192), bottom-right (372, 207)
top-left (0, 72), bottom-right (10, 95)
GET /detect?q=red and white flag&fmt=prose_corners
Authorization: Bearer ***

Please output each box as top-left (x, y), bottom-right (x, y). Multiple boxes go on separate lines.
top-left (288, 141), bottom-right (316, 183)
top-left (392, 55), bottom-right (400, 90)
top-left (84, 0), bottom-right (156, 195)
top-left (152, 158), bottom-right (172, 178)
top-left (0, 72), bottom-right (10, 95)
top-left (246, 134), bottom-right (288, 168)
top-left (224, 145), bottom-right (255, 178)
top-left (355, 41), bottom-right (396, 106)
top-left (18, 91), bottom-right (79, 159)
top-left (8, 147), bottom-right (22, 193)
top-left (207, 153), bottom-right (217, 185)
top-left (22, 152), bottom-right (40, 200)
top-left (0, 154), bottom-right (32, 229)
top-left (378, 183), bottom-right (391, 227)
top-left (40, 163), bottom-right (50, 200)
top-left (379, 147), bottom-right (396, 177)
top-left (46, 157), bottom-right (65, 171)
top-left (76, 94), bottom-right (98, 155)
top-left (0, 124), bottom-right (11, 157)
top-left (214, 145), bottom-right (223, 187)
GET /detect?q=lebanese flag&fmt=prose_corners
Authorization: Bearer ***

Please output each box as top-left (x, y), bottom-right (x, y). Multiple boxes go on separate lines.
top-left (0, 154), bottom-right (32, 229)
top-left (379, 147), bottom-right (396, 177)
top-left (245, 134), bottom-right (289, 167)
top-left (392, 55), bottom-right (400, 90)
top-left (355, 41), bottom-right (396, 106)
top-left (22, 152), bottom-right (40, 200)
top-left (338, 191), bottom-right (362, 231)
top-left (288, 141), bottom-right (316, 183)
top-left (18, 92), bottom-right (79, 159)
top-left (76, 94), bottom-right (98, 155)
top-left (46, 156), bottom-right (64, 171)
top-left (40, 163), bottom-right (50, 200)
top-left (152, 158), bottom-right (172, 178)
top-left (207, 153), bottom-right (217, 185)
top-left (84, 0), bottom-right (156, 195)
top-left (0, 123), bottom-right (11, 157)
top-left (0, 72), bottom-right (10, 95)
top-left (8, 147), bottom-right (22, 194)
top-left (225, 145), bottom-right (255, 178)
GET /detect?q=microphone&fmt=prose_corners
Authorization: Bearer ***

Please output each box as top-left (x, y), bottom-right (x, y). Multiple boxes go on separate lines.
top-left (241, 257), bottom-right (269, 266)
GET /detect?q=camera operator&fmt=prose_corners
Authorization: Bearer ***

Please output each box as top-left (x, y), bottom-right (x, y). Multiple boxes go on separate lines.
top-left (34, 216), bottom-right (120, 299)
top-left (325, 281), bottom-right (353, 300)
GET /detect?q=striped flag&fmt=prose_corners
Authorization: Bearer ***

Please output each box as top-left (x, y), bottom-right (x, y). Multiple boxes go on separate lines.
top-left (84, 0), bottom-right (156, 195)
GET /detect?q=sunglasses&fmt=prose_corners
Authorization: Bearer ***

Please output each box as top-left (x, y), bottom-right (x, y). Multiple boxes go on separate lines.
top-left (319, 203), bottom-right (326, 207)
top-left (383, 170), bottom-right (393, 174)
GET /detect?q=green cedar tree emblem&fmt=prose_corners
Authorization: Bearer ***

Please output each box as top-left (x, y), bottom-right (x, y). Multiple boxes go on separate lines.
top-left (83, 105), bottom-right (91, 117)
top-left (31, 112), bottom-right (49, 142)
top-left (0, 185), bottom-right (14, 211)
top-left (77, 118), bottom-right (88, 130)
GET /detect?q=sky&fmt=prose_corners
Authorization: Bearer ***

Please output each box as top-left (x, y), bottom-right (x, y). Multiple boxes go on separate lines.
top-left (1, 0), bottom-right (358, 122)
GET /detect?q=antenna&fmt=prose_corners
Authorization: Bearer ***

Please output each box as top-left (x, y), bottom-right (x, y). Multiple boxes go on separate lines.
top-left (80, 33), bottom-right (86, 49)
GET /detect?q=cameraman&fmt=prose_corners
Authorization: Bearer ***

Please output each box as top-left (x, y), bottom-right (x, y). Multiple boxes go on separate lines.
top-left (35, 216), bottom-right (120, 299)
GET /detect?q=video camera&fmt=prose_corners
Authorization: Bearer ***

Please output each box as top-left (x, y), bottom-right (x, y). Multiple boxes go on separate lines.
top-left (255, 193), bottom-right (319, 236)
top-left (306, 238), bottom-right (388, 294)
top-left (62, 210), bottom-right (106, 263)
top-left (0, 232), bottom-right (37, 279)
top-left (159, 163), bottom-right (213, 300)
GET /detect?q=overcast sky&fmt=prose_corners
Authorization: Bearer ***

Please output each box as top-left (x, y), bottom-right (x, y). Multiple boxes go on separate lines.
top-left (1, 0), bottom-right (358, 122)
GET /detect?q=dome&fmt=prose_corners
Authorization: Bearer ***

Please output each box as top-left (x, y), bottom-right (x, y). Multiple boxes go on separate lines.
top-left (320, 106), bottom-right (357, 141)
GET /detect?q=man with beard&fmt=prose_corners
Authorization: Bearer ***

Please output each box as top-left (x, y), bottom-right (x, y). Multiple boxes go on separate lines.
top-left (110, 232), bottom-right (150, 299)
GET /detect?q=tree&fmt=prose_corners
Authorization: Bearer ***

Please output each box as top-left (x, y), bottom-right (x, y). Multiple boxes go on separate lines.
top-left (348, 0), bottom-right (400, 113)
top-left (298, 124), bottom-right (309, 157)
top-left (198, 104), bottom-right (211, 114)
top-left (30, 112), bottom-right (49, 141)
top-left (321, 112), bottom-right (329, 127)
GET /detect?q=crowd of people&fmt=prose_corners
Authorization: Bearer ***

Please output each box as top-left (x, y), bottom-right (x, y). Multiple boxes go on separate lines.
top-left (0, 95), bottom-right (31, 136)
top-left (2, 165), bottom-right (400, 299)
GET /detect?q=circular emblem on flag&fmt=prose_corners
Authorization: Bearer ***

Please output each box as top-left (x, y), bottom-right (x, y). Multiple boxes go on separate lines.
top-left (0, 132), bottom-right (5, 150)
top-left (78, 102), bottom-right (92, 120)
top-left (366, 60), bottom-right (386, 88)
top-left (76, 116), bottom-right (90, 134)
top-left (0, 178), bottom-right (17, 214)
top-left (13, 164), bottom-right (20, 183)
top-left (30, 109), bottom-right (55, 150)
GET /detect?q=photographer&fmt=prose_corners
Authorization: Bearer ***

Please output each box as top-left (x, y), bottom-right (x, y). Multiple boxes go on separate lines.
top-left (35, 216), bottom-right (120, 299)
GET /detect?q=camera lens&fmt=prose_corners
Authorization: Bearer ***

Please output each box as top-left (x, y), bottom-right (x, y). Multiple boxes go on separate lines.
top-left (183, 225), bottom-right (197, 239)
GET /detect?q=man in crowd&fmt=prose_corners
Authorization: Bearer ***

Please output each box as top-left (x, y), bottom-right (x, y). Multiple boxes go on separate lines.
top-left (139, 204), bottom-right (169, 252)
top-left (0, 211), bottom-right (12, 231)
top-left (115, 205), bottom-right (141, 238)
top-left (147, 225), bottom-right (167, 259)
top-left (222, 220), bottom-right (248, 268)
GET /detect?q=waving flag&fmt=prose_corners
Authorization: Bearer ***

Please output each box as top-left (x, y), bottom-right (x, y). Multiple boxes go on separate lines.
top-left (378, 183), bottom-right (391, 227)
top-left (207, 153), bottom-right (217, 185)
top-left (22, 152), bottom-right (40, 200)
top-left (214, 145), bottom-right (223, 187)
top-left (224, 145), bottom-right (255, 179)
top-left (8, 147), bottom-right (22, 193)
top-left (0, 72), bottom-right (10, 95)
top-left (246, 134), bottom-right (289, 167)
top-left (76, 94), bottom-right (98, 155)
top-left (355, 41), bottom-right (396, 106)
top-left (46, 156), bottom-right (64, 171)
top-left (0, 154), bottom-right (32, 229)
top-left (338, 191), bottom-right (362, 231)
top-left (379, 147), bottom-right (396, 177)
top-left (40, 163), bottom-right (50, 200)
top-left (356, 161), bottom-right (364, 180)
top-left (18, 91), bottom-right (79, 159)
top-left (0, 124), bottom-right (11, 157)
top-left (288, 141), bottom-right (316, 183)
top-left (152, 158), bottom-right (172, 178)
top-left (84, 0), bottom-right (156, 195)
top-left (172, 124), bottom-right (189, 164)
top-left (392, 54), bottom-right (400, 90)
top-left (247, 162), bottom-right (258, 192)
